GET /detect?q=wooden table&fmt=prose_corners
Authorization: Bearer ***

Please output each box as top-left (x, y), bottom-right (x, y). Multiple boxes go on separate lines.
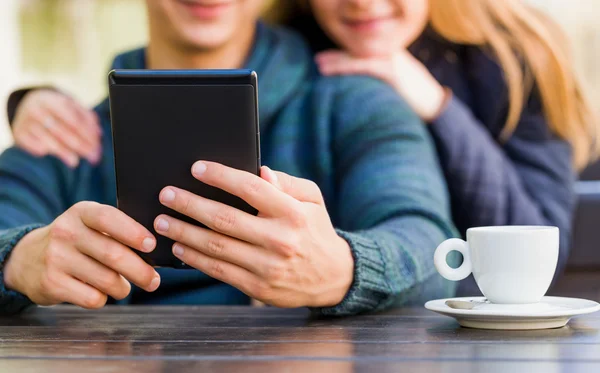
top-left (1, 303), bottom-right (599, 373)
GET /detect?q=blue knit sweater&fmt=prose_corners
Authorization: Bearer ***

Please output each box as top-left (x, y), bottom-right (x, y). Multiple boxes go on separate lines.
top-left (0, 24), bottom-right (457, 315)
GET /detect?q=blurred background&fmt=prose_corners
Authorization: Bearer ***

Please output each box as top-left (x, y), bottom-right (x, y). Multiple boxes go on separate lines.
top-left (0, 0), bottom-right (599, 152)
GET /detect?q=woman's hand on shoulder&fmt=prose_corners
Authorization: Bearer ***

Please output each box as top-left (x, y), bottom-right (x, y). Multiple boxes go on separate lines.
top-left (12, 89), bottom-right (102, 167)
top-left (316, 49), bottom-right (448, 122)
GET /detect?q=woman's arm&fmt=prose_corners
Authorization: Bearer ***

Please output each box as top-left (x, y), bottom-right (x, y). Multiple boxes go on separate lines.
top-left (315, 46), bottom-right (576, 278)
top-left (429, 90), bottom-right (576, 274)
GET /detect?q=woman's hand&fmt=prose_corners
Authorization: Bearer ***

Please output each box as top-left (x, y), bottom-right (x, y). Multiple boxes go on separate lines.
top-left (154, 163), bottom-right (355, 308)
top-left (316, 49), bottom-right (448, 121)
top-left (12, 89), bottom-right (102, 167)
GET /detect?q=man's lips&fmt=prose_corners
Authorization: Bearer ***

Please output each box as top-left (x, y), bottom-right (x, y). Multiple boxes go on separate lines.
top-left (177, 0), bottom-right (233, 20)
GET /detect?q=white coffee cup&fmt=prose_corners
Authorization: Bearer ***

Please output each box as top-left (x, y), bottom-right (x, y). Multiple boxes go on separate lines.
top-left (434, 226), bottom-right (559, 304)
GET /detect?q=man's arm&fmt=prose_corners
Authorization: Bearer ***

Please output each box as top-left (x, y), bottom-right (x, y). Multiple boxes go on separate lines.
top-left (319, 76), bottom-right (458, 316)
top-left (0, 147), bottom-right (73, 313)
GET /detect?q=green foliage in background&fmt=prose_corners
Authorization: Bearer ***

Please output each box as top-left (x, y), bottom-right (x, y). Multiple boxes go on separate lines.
top-left (19, 0), bottom-right (78, 73)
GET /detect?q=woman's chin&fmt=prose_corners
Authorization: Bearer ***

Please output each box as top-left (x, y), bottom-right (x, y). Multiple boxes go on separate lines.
top-left (346, 43), bottom-right (397, 58)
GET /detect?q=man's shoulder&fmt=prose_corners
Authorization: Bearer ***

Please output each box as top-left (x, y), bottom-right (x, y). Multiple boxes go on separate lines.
top-left (313, 74), bottom-right (421, 128)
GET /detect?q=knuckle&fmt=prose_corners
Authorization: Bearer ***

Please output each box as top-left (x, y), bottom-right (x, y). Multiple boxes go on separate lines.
top-left (72, 200), bottom-right (96, 213)
top-left (97, 272), bottom-right (121, 292)
top-left (307, 180), bottom-right (324, 201)
top-left (181, 196), bottom-right (195, 217)
top-left (49, 219), bottom-right (75, 243)
top-left (288, 210), bottom-right (307, 229)
top-left (94, 207), bottom-right (112, 228)
top-left (242, 177), bottom-right (262, 198)
top-left (210, 260), bottom-right (225, 278)
top-left (102, 246), bottom-right (125, 266)
top-left (279, 241), bottom-right (298, 259)
top-left (213, 209), bottom-right (237, 232)
top-left (206, 237), bottom-right (226, 257)
top-left (113, 281), bottom-right (131, 301)
top-left (138, 266), bottom-right (156, 288)
top-left (268, 234), bottom-right (299, 258)
top-left (82, 292), bottom-right (107, 309)
top-left (252, 282), bottom-right (273, 301)
top-left (265, 263), bottom-right (287, 283)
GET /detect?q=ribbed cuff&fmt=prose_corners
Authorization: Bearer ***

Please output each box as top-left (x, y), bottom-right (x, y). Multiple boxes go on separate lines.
top-left (0, 224), bottom-right (43, 315)
top-left (314, 230), bottom-right (390, 316)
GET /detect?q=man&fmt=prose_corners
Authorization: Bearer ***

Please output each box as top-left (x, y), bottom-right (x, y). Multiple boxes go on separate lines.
top-left (0, 0), bottom-right (457, 315)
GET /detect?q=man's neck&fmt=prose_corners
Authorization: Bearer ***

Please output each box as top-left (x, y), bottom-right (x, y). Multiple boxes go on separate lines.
top-left (147, 27), bottom-right (256, 70)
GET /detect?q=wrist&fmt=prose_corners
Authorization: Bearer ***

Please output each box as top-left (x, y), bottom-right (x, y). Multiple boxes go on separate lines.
top-left (4, 227), bottom-right (45, 294)
top-left (423, 86), bottom-right (453, 123)
top-left (317, 236), bottom-right (354, 307)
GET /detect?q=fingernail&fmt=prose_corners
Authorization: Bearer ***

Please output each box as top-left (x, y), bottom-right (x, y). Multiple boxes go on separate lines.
top-left (173, 243), bottom-right (185, 257)
top-left (156, 218), bottom-right (169, 232)
top-left (160, 188), bottom-right (176, 203)
top-left (148, 274), bottom-right (161, 292)
top-left (142, 237), bottom-right (156, 252)
top-left (69, 157), bottom-right (79, 168)
top-left (192, 162), bottom-right (207, 177)
top-left (90, 148), bottom-right (102, 163)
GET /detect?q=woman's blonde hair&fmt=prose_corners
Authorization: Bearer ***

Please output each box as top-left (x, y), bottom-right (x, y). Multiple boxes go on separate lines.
top-left (272, 0), bottom-right (598, 169)
top-left (429, 0), bottom-right (597, 169)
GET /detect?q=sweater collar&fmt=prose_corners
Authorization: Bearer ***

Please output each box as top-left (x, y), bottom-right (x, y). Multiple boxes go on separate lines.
top-left (104, 23), bottom-right (312, 131)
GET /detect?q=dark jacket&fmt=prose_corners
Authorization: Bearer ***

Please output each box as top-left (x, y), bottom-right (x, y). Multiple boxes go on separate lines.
top-left (289, 17), bottom-right (576, 293)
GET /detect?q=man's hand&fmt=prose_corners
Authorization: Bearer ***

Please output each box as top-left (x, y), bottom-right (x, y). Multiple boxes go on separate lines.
top-left (154, 162), bottom-right (354, 308)
top-left (3, 202), bottom-right (161, 309)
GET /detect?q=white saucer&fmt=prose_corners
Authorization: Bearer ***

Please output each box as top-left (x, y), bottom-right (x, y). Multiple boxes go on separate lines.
top-left (425, 296), bottom-right (600, 330)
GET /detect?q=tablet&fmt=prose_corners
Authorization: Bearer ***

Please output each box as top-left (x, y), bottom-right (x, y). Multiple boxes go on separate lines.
top-left (108, 69), bottom-right (260, 268)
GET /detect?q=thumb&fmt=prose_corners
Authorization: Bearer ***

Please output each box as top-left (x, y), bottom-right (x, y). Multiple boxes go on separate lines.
top-left (260, 166), bottom-right (323, 204)
top-left (260, 165), bottom-right (282, 190)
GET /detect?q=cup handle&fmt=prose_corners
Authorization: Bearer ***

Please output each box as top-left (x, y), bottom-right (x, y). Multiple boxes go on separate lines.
top-left (434, 238), bottom-right (472, 281)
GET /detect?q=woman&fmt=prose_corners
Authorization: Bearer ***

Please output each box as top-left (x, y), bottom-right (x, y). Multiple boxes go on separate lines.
top-left (282, 0), bottom-right (598, 290)
top-left (7, 0), bottom-right (595, 290)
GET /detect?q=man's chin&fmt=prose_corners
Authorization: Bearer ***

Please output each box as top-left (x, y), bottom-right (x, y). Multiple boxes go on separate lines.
top-left (180, 30), bottom-right (233, 51)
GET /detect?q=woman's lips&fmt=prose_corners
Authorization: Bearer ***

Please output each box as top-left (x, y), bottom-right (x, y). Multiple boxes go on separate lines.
top-left (343, 17), bottom-right (393, 33)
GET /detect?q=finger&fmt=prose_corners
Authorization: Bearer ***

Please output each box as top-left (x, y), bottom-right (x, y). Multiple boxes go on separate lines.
top-left (14, 130), bottom-right (48, 157)
top-left (42, 115), bottom-right (93, 161)
top-left (78, 202), bottom-right (157, 253)
top-left (318, 58), bottom-right (378, 77)
top-left (262, 167), bottom-right (323, 205)
top-left (68, 252), bottom-right (131, 300)
top-left (159, 186), bottom-right (268, 245)
top-left (75, 225), bottom-right (160, 292)
top-left (37, 124), bottom-right (79, 168)
top-left (154, 214), bottom-right (271, 276)
top-left (48, 103), bottom-right (101, 164)
top-left (191, 161), bottom-right (300, 217)
top-left (314, 50), bottom-right (350, 63)
top-left (172, 242), bottom-right (261, 298)
top-left (260, 166), bottom-right (280, 188)
top-left (67, 98), bottom-right (103, 143)
top-left (52, 273), bottom-right (108, 309)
